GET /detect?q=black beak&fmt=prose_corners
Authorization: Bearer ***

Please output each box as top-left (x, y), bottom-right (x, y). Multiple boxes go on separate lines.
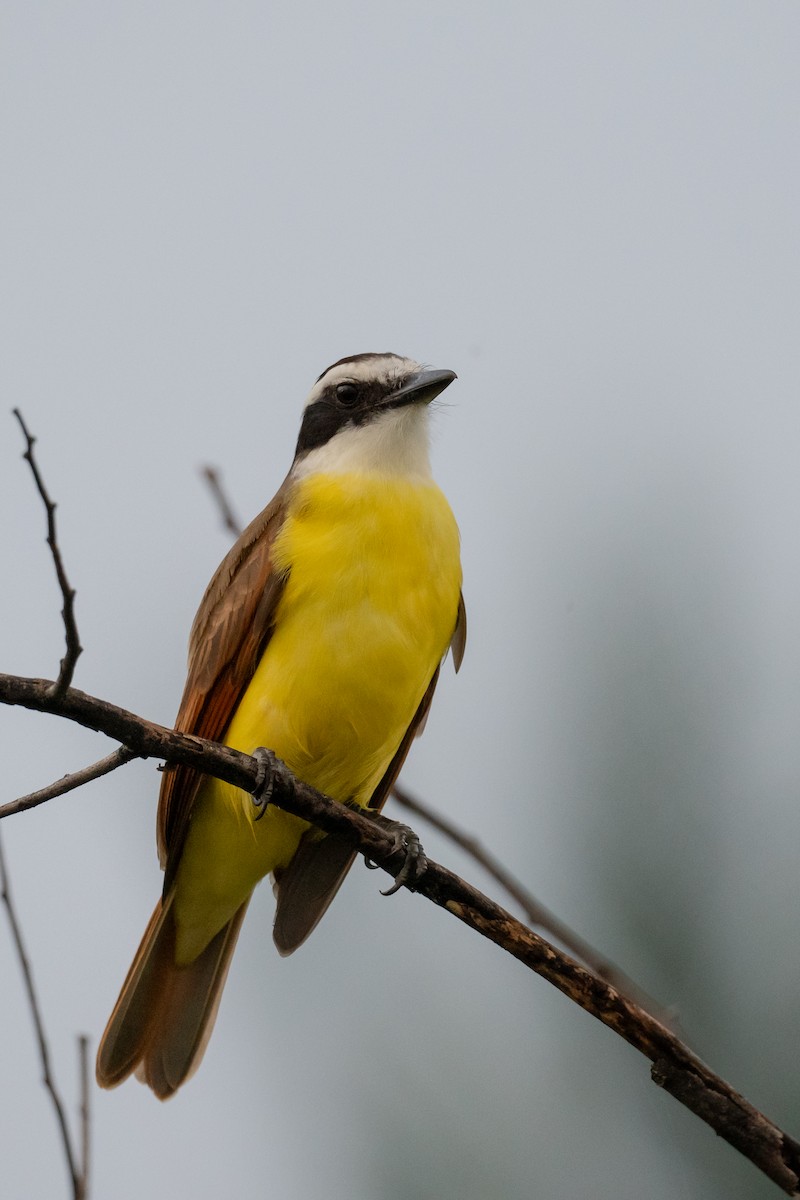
top-left (384, 367), bottom-right (457, 409)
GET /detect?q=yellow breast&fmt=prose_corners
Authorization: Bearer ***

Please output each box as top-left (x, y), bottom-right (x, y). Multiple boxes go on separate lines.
top-left (259, 470), bottom-right (462, 800)
top-left (173, 469), bottom-right (461, 962)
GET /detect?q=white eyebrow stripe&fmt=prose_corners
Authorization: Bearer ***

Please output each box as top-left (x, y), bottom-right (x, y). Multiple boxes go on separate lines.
top-left (304, 355), bottom-right (422, 409)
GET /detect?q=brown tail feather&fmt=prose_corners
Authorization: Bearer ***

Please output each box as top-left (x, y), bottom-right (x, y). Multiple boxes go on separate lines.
top-left (96, 892), bottom-right (249, 1099)
top-left (273, 834), bottom-right (358, 956)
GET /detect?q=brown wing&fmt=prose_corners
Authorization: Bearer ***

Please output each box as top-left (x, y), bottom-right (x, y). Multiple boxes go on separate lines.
top-left (451, 590), bottom-right (467, 673)
top-left (158, 474), bottom-right (292, 888)
top-left (272, 591), bottom-right (467, 954)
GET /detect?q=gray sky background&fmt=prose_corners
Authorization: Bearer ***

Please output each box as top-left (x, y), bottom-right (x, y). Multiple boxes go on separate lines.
top-left (2, 3), bottom-right (800, 1198)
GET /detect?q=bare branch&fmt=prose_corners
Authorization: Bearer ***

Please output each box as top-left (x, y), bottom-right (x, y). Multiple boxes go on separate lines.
top-left (0, 673), bottom-right (256, 798)
top-left (200, 465), bottom-right (244, 538)
top-left (6, 434), bottom-right (796, 1187)
top-left (2, 416), bottom-right (92, 1192)
top-left (0, 746), bottom-right (137, 820)
top-left (0, 831), bottom-right (87, 1199)
top-left (78, 1035), bottom-right (89, 1200)
top-left (392, 783), bottom-right (672, 1026)
top-left (13, 410), bottom-right (82, 696)
top-left (1, 672), bottom-right (798, 1192)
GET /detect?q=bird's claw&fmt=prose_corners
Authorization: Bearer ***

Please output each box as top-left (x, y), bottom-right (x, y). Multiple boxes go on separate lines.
top-left (251, 747), bottom-right (275, 821)
top-left (364, 813), bottom-right (427, 895)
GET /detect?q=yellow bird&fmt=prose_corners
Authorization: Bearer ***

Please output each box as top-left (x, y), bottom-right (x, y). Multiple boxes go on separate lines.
top-left (96, 352), bottom-right (465, 1098)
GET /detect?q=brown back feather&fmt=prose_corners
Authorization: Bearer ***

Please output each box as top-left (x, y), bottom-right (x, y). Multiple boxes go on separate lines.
top-left (158, 477), bottom-right (292, 887)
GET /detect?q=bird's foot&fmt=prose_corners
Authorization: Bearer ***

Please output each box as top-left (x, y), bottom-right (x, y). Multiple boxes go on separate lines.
top-left (250, 747), bottom-right (276, 821)
top-left (363, 812), bottom-right (428, 895)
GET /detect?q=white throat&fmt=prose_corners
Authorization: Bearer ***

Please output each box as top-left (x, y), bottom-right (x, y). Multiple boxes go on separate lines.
top-left (293, 404), bottom-right (433, 481)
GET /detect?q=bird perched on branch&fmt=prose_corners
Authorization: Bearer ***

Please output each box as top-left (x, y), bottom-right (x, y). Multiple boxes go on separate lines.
top-left (96, 352), bottom-right (465, 1098)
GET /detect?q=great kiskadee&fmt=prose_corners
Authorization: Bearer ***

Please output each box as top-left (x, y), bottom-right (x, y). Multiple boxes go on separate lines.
top-left (96, 352), bottom-right (465, 1098)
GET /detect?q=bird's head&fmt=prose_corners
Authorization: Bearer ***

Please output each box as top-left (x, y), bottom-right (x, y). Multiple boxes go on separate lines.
top-left (294, 353), bottom-right (456, 477)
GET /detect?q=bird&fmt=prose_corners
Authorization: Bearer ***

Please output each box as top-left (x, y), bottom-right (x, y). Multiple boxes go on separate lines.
top-left (95, 352), bottom-right (465, 1098)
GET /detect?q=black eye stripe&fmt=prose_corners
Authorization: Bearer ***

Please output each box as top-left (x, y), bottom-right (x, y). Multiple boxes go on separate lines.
top-left (295, 373), bottom-right (415, 458)
top-left (294, 397), bottom-right (371, 455)
top-left (295, 399), bottom-right (343, 455)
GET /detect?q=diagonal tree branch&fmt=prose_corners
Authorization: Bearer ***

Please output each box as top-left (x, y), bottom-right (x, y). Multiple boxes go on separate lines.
top-left (1, 670), bottom-right (799, 1194)
top-left (13, 409), bottom-right (82, 698)
top-left (391, 782), bottom-right (673, 1026)
top-left (0, 746), bottom-right (137, 820)
top-left (0, 831), bottom-right (88, 1200)
top-left (200, 465), bottom-right (244, 538)
top-left (5, 432), bottom-right (800, 1191)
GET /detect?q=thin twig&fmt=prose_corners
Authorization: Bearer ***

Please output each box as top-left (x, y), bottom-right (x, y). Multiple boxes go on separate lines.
top-left (78, 1035), bottom-right (89, 1200)
top-left (200, 465), bottom-right (244, 538)
top-left (392, 782), bottom-right (673, 1025)
top-left (13, 409), bottom-right (82, 697)
top-left (5, 412), bottom-right (91, 1195)
top-left (0, 673), bottom-right (798, 1193)
top-left (0, 746), bottom-right (137, 820)
top-left (0, 830), bottom-right (86, 1199)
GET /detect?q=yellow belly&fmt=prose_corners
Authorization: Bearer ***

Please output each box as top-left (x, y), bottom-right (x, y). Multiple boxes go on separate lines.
top-left (173, 470), bottom-right (461, 962)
